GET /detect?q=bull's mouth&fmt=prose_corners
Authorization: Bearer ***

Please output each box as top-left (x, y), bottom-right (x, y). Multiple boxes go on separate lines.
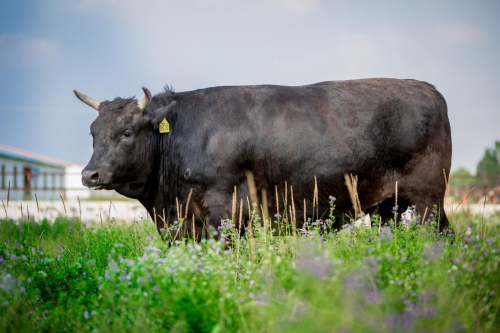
top-left (85, 184), bottom-right (110, 191)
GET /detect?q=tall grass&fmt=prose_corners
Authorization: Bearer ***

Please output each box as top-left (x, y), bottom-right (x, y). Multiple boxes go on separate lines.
top-left (0, 195), bottom-right (499, 332)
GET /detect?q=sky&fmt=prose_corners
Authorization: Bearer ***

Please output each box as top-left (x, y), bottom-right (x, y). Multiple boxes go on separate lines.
top-left (0, 0), bottom-right (499, 173)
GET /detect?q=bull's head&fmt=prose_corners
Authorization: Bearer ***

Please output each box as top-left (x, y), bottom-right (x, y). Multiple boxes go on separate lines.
top-left (74, 87), bottom-right (176, 198)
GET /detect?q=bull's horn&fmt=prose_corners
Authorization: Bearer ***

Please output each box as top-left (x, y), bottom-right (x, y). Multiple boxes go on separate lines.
top-left (73, 90), bottom-right (102, 111)
top-left (138, 87), bottom-right (152, 111)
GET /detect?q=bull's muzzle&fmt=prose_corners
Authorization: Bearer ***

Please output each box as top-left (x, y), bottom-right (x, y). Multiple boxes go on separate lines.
top-left (82, 168), bottom-right (111, 190)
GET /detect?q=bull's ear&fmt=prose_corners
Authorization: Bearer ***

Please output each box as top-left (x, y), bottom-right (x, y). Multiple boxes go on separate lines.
top-left (150, 101), bottom-right (177, 130)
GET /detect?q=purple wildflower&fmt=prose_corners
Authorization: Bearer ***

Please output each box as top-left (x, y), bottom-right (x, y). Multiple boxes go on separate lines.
top-left (365, 288), bottom-right (381, 303)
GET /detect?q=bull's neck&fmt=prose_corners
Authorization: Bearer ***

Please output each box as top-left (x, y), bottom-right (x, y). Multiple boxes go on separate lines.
top-left (140, 130), bottom-right (184, 222)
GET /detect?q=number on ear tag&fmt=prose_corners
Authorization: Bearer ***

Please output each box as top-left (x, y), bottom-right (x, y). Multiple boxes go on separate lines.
top-left (159, 118), bottom-right (170, 133)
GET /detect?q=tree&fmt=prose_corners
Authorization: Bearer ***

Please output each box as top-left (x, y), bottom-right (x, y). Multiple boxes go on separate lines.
top-left (450, 166), bottom-right (474, 188)
top-left (476, 141), bottom-right (500, 175)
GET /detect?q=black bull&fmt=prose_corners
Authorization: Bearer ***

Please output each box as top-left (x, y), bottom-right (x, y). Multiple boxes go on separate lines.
top-left (75, 78), bottom-right (452, 234)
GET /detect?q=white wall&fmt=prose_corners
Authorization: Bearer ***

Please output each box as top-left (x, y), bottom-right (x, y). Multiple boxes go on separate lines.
top-left (2, 200), bottom-right (149, 223)
top-left (65, 164), bottom-right (91, 200)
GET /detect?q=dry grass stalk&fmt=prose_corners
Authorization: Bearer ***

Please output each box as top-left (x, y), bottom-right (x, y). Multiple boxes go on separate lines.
top-left (246, 196), bottom-right (251, 219)
top-left (60, 194), bottom-right (67, 216)
top-left (421, 207), bottom-right (428, 225)
top-left (100, 212), bottom-right (103, 227)
top-left (268, 210), bottom-right (273, 240)
top-left (314, 176), bottom-right (319, 218)
top-left (395, 181), bottom-right (398, 208)
top-left (27, 206), bottom-right (30, 222)
top-left (179, 205), bottom-right (183, 236)
top-left (454, 187), bottom-right (476, 213)
top-left (354, 176), bottom-right (361, 212)
top-left (284, 181), bottom-right (288, 221)
top-left (378, 216), bottom-right (382, 233)
top-left (235, 198), bottom-right (243, 283)
top-left (262, 188), bottom-right (269, 223)
top-left (157, 213), bottom-right (168, 231)
top-left (39, 229), bottom-right (44, 240)
top-left (162, 215), bottom-right (168, 231)
top-left (35, 193), bottom-right (41, 220)
top-left (232, 186), bottom-right (237, 222)
top-left (176, 197), bottom-right (180, 221)
top-left (245, 171), bottom-right (260, 259)
top-left (20, 203), bottom-right (24, 221)
top-left (192, 214), bottom-right (196, 241)
top-left (108, 201), bottom-right (112, 221)
top-left (353, 174), bottom-right (361, 214)
top-left (2, 200), bottom-right (7, 218)
top-left (77, 195), bottom-right (81, 222)
top-left (153, 207), bottom-right (157, 226)
top-left (289, 204), bottom-right (297, 258)
top-left (262, 189), bottom-right (269, 243)
top-left (184, 189), bottom-right (193, 219)
top-left (291, 186), bottom-right (296, 230)
top-left (260, 203), bottom-right (267, 246)
top-left (275, 185), bottom-right (281, 237)
top-left (246, 195), bottom-right (256, 261)
top-left (173, 219), bottom-right (183, 242)
top-left (246, 171), bottom-right (259, 206)
top-left (344, 174), bottom-right (359, 219)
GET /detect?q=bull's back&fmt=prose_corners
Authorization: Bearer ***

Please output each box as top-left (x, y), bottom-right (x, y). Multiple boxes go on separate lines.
top-left (177, 78), bottom-right (450, 186)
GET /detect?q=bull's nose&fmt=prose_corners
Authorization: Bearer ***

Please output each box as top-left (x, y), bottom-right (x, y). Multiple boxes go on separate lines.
top-left (82, 169), bottom-right (100, 186)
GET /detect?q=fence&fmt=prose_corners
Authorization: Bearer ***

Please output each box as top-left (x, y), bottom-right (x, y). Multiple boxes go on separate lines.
top-left (448, 174), bottom-right (500, 204)
top-left (0, 170), bottom-right (124, 201)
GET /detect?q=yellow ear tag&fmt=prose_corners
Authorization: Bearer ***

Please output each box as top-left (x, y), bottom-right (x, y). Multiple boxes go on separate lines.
top-left (159, 118), bottom-right (170, 133)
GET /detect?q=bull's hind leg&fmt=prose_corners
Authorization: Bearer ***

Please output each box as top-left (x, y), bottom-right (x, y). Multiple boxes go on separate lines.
top-left (398, 181), bottom-right (450, 231)
top-left (366, 196), bottom-right (412, 224)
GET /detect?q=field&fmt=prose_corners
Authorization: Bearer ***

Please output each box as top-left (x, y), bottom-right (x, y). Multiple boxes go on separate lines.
top-left (0, 200), bottom-right (499, 332)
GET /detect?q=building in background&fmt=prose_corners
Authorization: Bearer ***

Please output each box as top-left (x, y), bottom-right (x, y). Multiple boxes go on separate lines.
top-left (0, 143), bottom-right (90, 200)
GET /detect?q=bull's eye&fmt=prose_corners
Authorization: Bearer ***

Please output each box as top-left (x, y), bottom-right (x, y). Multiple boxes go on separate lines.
top-left (123, 130), bottom-right (132, 138)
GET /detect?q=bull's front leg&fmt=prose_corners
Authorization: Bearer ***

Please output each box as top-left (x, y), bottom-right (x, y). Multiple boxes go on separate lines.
top-left (203, 188), bottom-right (234, 237)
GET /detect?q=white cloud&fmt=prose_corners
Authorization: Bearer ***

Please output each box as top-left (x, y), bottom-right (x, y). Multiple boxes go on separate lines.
top-left (70, 0), bottom-right (321, 17)
top-left (435, 22), bottom-right (485, 44)
top-left (263, 0), bottom-right (320, 14)
top-left (268, 22), bottom-right (488, 82)
top-left (0, 33), bottom-right (60, 67)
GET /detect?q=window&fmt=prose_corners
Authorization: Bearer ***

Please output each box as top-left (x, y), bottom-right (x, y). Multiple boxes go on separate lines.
top-left (13, 166), bottom-right (17, 188)
top-left (1, 165), bottom-right (4, 189)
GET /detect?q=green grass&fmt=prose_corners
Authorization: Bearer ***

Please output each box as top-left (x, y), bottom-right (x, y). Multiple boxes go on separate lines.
top-left (0, 202), bottom-right (499, 332)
